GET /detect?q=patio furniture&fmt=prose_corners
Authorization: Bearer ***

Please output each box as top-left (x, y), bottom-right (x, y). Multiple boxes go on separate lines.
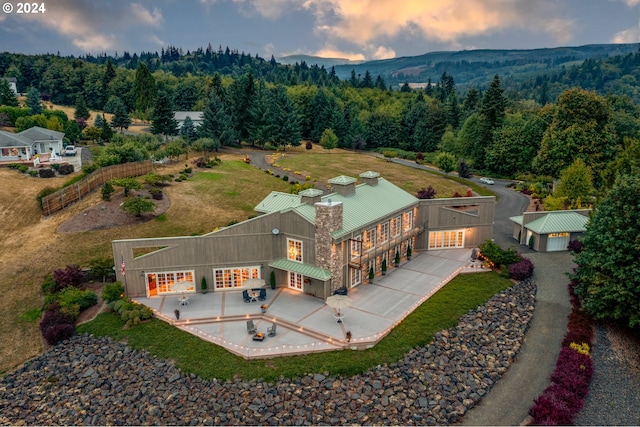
top-left (258, 288), bottom-right (267, 301)
top-left (242, 290), bottom-right (250, 303)
top-left (178, 296), bottom-right (189, 306)
top-left (247, 320), bottom-right (257, 334)
top-left (267, 323), bottom-right (277, 337)
top-left (248, 291), bottom-right (260, 302)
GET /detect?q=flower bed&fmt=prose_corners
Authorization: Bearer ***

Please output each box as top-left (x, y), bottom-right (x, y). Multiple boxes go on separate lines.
top-left (528, 279), bottom-right (594, 425)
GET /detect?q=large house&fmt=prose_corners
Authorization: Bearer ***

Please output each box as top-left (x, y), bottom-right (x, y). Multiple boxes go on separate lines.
top-left (113, 171), bottom-right (495, 300)
top-left (0, 127), bottom-right (64, 162)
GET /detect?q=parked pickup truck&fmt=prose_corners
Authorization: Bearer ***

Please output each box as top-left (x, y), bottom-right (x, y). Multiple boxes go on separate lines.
top-left (64, 145), bottom-right (77, 156)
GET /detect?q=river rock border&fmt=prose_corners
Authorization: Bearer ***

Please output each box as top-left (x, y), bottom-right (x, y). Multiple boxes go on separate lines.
top-left (0, 279), bottom-right (535, 426)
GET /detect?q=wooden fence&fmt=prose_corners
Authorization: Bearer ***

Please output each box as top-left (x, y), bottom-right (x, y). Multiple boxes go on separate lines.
top-left (41, 161), bottom-right (153, 216)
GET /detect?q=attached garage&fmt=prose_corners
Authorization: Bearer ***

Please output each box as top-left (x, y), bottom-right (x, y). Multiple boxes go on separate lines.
top-left (510, 210), bottom-right (590, 252)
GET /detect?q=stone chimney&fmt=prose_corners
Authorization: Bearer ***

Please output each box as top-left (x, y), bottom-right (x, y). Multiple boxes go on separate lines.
top-left (315, 200), bottom-right (344, 293)
top-left (328, 175), bottom-right (357, 197)
top-left (359, 171), bottom-right (380, 186)
top-left (300, 188), bottom-right (323, 206)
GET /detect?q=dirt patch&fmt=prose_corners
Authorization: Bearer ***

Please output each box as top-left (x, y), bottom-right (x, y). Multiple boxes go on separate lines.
top-left (76, 281), bottom-right (109, 325)
top-left (56, 189), bottom-right (170, 233)
top-left (605, 322), bottom-right (640, 374)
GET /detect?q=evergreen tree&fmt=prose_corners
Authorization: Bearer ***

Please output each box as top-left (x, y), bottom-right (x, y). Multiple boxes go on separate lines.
top-left (26, 87), bottom-right (43, 114)
top-left (110, 97), bottom-right (131, 133)
top-left (94, 114), bottom-right (104, 128)
top-left (179, 115), bottom-right (197, 142)
top-left (554, 158), bottom-right (594, 208)
top-left (150, 93), bottom-right (178, 139)
top-left (228, 70), bottom-right (255, 141)
top-left (101, 114), bottom-right (113, 142)
top-left (74, 95), bottom-right (90, 121)
top-left (199, 92), bottom-right (237, 148)
top-left (64, 120), bottom-right (81, 144)
top-left (475, 74), bottom-right (506, 169)
top-left (361, 71), bottom-right (374, 89)
top-left (0, 78), bottom-right (18, 106)
top-left (320, 128), bottom-right (338, 151)
top-left (133, 63), bottom-right (156, 117)
top-left (101, 59), bottom-right (117, 107)
top-left (574, 174), bottom-right (640, 327)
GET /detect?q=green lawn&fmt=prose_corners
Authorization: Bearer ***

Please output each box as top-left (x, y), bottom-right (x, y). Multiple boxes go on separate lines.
top-left (77, 271), bottom-right (512, 382)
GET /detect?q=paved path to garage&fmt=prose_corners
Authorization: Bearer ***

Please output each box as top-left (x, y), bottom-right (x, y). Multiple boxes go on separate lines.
top-left (460, 251), bottom-right (574, 426)
top-left (134, 249), bottom-right (484, 359)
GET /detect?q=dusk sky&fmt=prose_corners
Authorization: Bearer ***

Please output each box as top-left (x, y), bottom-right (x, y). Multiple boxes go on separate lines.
top-left (1, 0), bottom-right (639, 61)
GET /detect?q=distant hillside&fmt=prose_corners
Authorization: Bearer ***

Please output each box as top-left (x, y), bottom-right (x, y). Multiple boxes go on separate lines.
top-left (333, 43), bottom-right (640, 89)
top-left (278, 54), bottom-right (363, 68)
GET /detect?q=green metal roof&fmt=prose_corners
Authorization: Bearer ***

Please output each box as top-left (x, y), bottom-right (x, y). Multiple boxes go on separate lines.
top-left (255, 175), bottom-right (418, 239)
top-left (299, 188), bottom-right (323, 197)
top-left (509, 215), bottom-right (524, 225)
top-left (254, 192), bottom-right (302, 214)
top-left (328, 175), bottom-right (357, 185)
top-left (360, 171), bottom-right (380, 178)
top-left (268, 258), bottom-right (332, 281)
top-left (525, 212), bottom-right (589, 234)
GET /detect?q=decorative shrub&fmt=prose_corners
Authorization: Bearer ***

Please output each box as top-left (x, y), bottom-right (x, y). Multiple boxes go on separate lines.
top-left (108, 298), bottom-right (153, 328)
top-left (17, 164), bottom-right (28, 173)
top-left (38, 168), bottom-right (55, 178)
top-left (305, 141), bottom-right (312, 149)
top-left (39, 308), bottom-right (75, 345)
top-left (29, 170), bottom-right (38, 177)
top-left (52, 264), bottom-right (83, 290)
top-left (101, 182), bottom-right (115, 201)
top-left (42, 323), bottom-right (75, 345)
top-left (41, 274), bottom-right (57, 295)
top-left (416, 186), bottom-right (436, 199)
top-left (37, 186), bottom-right (57, 210)
top-left (567, 239), bottom-right (583, 253)
top-left (282, 175), bottom-right (289, 181)
top-left (479, 240), bottom-right (521, 267)
top-left (57, 164), bottom-right (74, 175)
top-left (102, 282), bottom-right (124, 303)
top-left (149, 188), bottom-right (163, 200)
top-left (508, 257), bottom-right (534, 281)
top-left (416, 151), bottom-right (424, 161)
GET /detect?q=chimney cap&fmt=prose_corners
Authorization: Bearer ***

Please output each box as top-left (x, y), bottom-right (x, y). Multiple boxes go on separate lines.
top-left (359, 171), bottom-right (380, 179)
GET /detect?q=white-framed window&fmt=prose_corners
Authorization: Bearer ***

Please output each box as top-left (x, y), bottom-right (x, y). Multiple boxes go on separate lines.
top-left (363, 228), bottom-right (376, 251)
top-left (287, 238), bottom-right (303, 262)
top-left (213, 266), bottom-right (260, 289)
top-left (350, 235), bottom-right (362, 260)
top-left (288, 272), bottom-right (303, 290)
top-left (403, 210), bottom-right (414, 231)
top-left (151, 270), bottom-right (195, 295)
top-left (391, 215), bottom-right (401, 237)
top-left (378, 221), bottom-right (389, 243)
top-left (428, 230), bottom-right (465, 249)
top-left (350, 268), bottom-right (361, 288)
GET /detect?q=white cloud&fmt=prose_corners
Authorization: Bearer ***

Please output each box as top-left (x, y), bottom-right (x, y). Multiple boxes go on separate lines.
top-left (312, 45), bottom-right (365, 61)
top-left (241, 0), bottom-right (578, 59)
top-left (611, 27), bottom-right (639, 43)
top-left (130, 4), bottom-right (164, 27)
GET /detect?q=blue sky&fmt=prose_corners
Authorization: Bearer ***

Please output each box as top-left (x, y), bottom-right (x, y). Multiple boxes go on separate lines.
top-left (0, 0), bottom-right (639, 60)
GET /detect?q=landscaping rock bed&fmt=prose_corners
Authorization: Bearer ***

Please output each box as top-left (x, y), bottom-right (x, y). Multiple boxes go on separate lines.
top-left (0, 280), bottom-right (535, 426)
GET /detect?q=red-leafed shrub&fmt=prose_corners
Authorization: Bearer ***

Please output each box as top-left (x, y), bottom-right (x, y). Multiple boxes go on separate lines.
top-left (416, 186), bottom-right (436, 199)
top-left (567, 239), bottom-right (583, 253)
top-left (39, 307), bottom-right (75, 345)
top-left (562, 310), bottom-right (594, 347)
top-left (42, 323), bottom-right (75, 345)
top-left (416, 151), bottom-right (424, 161)
top-left (38, 168), bottom-right (56, 178)
top-left (305, 141), bottom-right (312, 150)
top-left (57, 163), bottom-right (74, 175)
top-left (550, 348), bottom-right (593, 396)
top-left (52, 264), bottom-right (82, 290)
top-left (508, 257), bottom-right (534, 281)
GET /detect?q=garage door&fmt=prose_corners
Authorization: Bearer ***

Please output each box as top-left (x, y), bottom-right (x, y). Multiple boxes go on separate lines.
top-left (546, 233), bottom-right (570, 252)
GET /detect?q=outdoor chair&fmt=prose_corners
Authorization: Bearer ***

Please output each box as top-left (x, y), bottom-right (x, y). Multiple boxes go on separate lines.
top-left (247, 320), bottom-right (257, 334)
top-left (242, 289), bottom-right (250, 303)
top-left (258, 288), bottom-right (267, 301)
top-left (267, 323), bottom-right (277, 336)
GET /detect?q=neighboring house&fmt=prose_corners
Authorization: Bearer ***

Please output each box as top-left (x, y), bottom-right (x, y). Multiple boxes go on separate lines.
top-left (113, 171), bottom-right (495, 299)
top-left (174, 111), bottom-right (203, 130)
top-left (0, 126), bottom-right (64, 162)
top-left (510, 210), bottom-right (590, 252)
top-left (3, 77), bottom-right (18, 94)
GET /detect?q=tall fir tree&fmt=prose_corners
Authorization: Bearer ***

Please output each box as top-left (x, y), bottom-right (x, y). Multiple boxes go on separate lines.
top-left (179, 115), bottom-right (198, 142)
top-left (0, 78), bottom-right (18, 106)
top-left (150, 93), bottom-right (178, 138)
top-left (74, 95), bottom-right (90, 121)
top-left (26, 87), bottom-right (43, 114)
top-left (133, 63), bottom-right (157, 118)
top-left (199, 92), bottom-right (237, 148)
top-left (110, 97), bottom-right (131, 133)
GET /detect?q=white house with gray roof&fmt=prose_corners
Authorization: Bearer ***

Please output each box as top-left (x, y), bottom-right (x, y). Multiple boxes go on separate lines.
top-left (112, 171), bottom-right (495, 300)
top-left (510, 210), bottom-right (590, 252)
top-left (173, 111), bottom-right (203, 130)
top-left (0, 126), bottom-right (64, 162)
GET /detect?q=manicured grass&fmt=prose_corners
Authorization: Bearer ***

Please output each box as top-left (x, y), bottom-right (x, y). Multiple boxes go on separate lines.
top-left (77, 271), bottom-right (512, 382)
top-left (271, 149), bottom-right (473, 197)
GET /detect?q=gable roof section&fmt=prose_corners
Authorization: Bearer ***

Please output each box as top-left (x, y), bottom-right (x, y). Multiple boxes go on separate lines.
top-left (174, 111), bottom-right (204, 121)
top-left (524, 211), bottom-right (589, 234)
top-left (269, 258), bottom-right (332, 281)
top-left (255, 177), bottom-right (418, 239)
top-left (18, 126), bottom-right (64, 141)
top-left (0, 130), bottom-right (31, 148)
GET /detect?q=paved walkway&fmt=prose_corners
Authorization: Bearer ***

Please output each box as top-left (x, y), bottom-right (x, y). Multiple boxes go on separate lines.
top-left (460, 251), bottom-right (574, 426)
top-left (134, 249), bottom-right (487, 359)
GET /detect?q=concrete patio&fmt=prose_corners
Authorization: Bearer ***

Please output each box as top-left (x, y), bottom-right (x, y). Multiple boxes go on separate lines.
top-left (133, 249), bottom-right (488, 359)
